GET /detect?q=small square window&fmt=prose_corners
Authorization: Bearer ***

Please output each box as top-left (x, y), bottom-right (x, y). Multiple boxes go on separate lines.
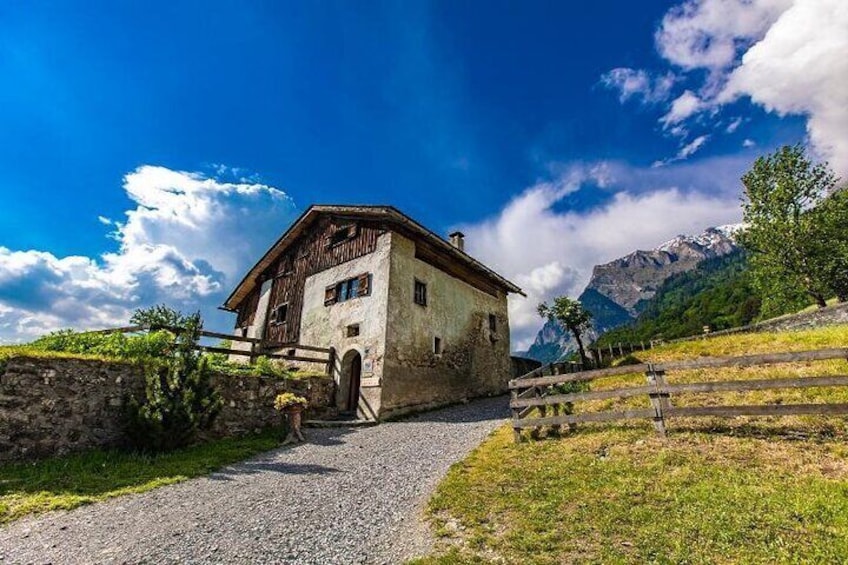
top-left (270, 303), bottom-right (288, 325)
top-left (434, 336), bottom-right (442, 355)
top-left (414, 280), bottom-right (427, 306)
top-left (346, 324), bottom-right (360, 337)
top-left (328, 224), bottom-right (358, 247)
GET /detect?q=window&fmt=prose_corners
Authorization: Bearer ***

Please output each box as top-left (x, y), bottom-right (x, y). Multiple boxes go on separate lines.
top-left (489, 314), bottom-right (498, 333)
top-left (414, 279), bottom-right (427, 306)
top-left (270, 303), bottom-right (288, 325)
top-left (346, 324), bottom-right (360, 337)
top-left (325, 273), bottom-right (370, 306)
top-left (433, 336), bottom-right (442, 355)
top-left (327, 224), bottom-right (358, 247)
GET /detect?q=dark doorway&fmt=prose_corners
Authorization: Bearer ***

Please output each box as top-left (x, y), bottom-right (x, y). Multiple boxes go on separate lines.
top-left (347, 352), bottom-right (362, 413)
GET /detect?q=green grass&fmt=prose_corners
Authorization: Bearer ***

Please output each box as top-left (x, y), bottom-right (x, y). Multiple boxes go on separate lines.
top-left (0, 430), bottom-right (281, 525)
top-left (415, 324), bottom-right (848, 564)
top-left (0, 345), bottom-right (117, 363)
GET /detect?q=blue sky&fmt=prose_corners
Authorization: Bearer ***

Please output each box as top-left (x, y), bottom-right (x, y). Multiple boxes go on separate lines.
top-left (0, 0), bottom-right (845, 347)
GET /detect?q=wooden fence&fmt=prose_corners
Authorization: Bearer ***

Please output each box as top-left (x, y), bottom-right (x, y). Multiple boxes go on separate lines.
top-left (90, 325), bottom-right (335, 371)
top-left (510, 347), bottom-right (848, 441)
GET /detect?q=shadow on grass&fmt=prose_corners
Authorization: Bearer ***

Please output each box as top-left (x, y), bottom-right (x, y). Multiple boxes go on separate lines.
top-left (0, 429), bottom-right (296, 523)
top-left (520, 418), bottom-right (846, 444)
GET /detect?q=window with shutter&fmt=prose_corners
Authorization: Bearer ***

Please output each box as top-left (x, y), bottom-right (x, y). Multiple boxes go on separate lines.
top-left (324, 285), bottom-right (338, 306)
top-left (325, 273), bottom-right (371, 306)
top-left (357, 273), bottom-right (370, 296)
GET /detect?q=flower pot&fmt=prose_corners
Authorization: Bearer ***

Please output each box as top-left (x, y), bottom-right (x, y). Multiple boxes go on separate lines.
top-left (282, 405), bottom-right (306, 444)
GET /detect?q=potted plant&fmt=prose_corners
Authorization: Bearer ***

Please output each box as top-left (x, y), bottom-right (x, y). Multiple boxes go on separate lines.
top-left (274, 392), bottom-right (308, 444)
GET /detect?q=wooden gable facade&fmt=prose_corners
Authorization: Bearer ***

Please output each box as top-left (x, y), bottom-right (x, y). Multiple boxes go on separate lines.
top-left (234, 215), bottom-right (386, 347)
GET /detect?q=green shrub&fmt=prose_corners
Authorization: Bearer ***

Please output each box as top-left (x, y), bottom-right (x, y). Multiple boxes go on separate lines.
top-left (29, 329), bottom-right (173, 361)
top-left (251, 356), bottom-right (289, 379)
top-left (123, 309), bottom-right (222, 452)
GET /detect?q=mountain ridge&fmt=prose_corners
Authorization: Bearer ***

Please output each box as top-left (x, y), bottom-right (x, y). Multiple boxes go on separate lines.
top-left (523, 224), bottom-right (741, 362)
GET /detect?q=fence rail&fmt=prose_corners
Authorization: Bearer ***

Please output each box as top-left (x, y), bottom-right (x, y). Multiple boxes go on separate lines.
top-left (510, 347), bottom-right (848, 440)
top-left (84, 324), bottom-right (334, 368)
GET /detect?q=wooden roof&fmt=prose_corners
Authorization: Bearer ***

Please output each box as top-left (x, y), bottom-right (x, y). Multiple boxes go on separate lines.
top-left (222, 205), bottom-right (524, 311)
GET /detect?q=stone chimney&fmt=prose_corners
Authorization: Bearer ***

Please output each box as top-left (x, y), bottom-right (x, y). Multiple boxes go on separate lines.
top-left (449, 231), bottom-right (465, 252)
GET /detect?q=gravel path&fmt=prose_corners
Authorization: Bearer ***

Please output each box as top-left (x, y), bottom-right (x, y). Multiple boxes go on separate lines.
top-left (0, 396), bottom-right (507, 564)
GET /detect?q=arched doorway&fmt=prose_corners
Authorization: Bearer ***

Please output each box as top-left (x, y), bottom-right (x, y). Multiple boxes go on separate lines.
top-left (340, 349), bottom-right (362, 414)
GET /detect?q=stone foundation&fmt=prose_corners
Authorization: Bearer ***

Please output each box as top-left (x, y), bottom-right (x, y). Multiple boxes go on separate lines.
top-left (0, 356), bottom-right (335, 462)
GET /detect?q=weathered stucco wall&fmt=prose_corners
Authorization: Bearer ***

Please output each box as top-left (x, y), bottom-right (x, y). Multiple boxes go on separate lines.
top-left (297, 232), bottom-right (392, 418)
top-left (381, 233), bottom-right (512, 418)
top-left (0, 356), bottom-right (334, 462)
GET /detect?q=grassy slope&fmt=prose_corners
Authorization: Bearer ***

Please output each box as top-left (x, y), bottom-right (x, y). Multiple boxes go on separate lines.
top-left (0, 431), bottom-right (281, 525)
top-left (414, 325), bottom-right (848, 564)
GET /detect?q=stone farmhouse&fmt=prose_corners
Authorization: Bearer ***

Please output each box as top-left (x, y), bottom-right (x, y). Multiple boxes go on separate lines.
top-left (222, 205), bottom-right (523, 420)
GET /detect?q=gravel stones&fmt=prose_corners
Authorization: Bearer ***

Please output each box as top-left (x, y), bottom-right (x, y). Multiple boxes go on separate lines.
top-left (0, 396), bottom-right (507, 564)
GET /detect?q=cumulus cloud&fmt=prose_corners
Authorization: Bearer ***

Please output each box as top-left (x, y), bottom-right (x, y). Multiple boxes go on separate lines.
top-left (600, 68), bottom-right (677, 104)
top-left (457, 159), bottom-right (743, 350)
top-left (719, 0), bottom-right (848, 175)
top-left (0, 166), bottom-right (296, 342)
top-left (606, 0), bottom-right (848, 175)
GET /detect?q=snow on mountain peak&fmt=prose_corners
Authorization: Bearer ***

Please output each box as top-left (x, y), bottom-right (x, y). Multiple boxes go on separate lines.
top-left (655, 224), bottom-right (741, 253)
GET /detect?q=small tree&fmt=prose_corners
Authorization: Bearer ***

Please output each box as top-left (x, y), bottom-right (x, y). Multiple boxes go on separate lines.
top-left (538, 296), bottom-right (592, 366)
top-left (124, 306), bottom-right (222, 452)
top-left (739, 145), bottom-right (842, 309)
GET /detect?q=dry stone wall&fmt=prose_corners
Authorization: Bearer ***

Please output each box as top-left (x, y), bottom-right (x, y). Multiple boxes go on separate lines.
top-left (0, 356), bottom-right (335, 462)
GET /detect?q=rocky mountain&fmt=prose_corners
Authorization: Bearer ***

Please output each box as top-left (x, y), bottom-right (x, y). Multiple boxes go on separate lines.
top-left (523, 225), bottom-right (741, 362)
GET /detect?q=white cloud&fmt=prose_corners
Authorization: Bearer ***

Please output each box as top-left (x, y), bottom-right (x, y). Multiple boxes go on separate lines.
top-left (652, 135), bottom-right (711, 167)
top-left (725, 117), bottom-right (743, 133)
top-left (660, 90), bottom-right (704, 128)
top-left (743, 138), bottom-right (756, 147)
top-left (606, 0), bottom-right (847, 177)
top-left (457, 159), bottom-right (743, 350)
top-left (656, 0), bottom-right (792, 71)
top-left (719, 0), bottom-right (848, 176)
top-left (0, 166), bottom-right (296, 342)
top-left (600, 68), bottom-right (676, 104)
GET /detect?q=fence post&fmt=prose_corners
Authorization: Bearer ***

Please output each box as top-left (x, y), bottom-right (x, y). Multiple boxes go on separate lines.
top-left (511, 386), bottom-right (523, 443)
top-left (645, 363), bottom-right (669, 437)
top-left (550, 364), bottom-right (562, 436)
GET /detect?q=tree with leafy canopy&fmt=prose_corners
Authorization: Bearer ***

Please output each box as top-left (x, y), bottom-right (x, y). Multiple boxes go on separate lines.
top-left (124, 305), bottom-right (222, 452)
top-left (538, 296), bottom-right (593, 366)
top-left (738, 144), bottom-right (844, 311)
top-left (810, 187), bottom-right (848, 302)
